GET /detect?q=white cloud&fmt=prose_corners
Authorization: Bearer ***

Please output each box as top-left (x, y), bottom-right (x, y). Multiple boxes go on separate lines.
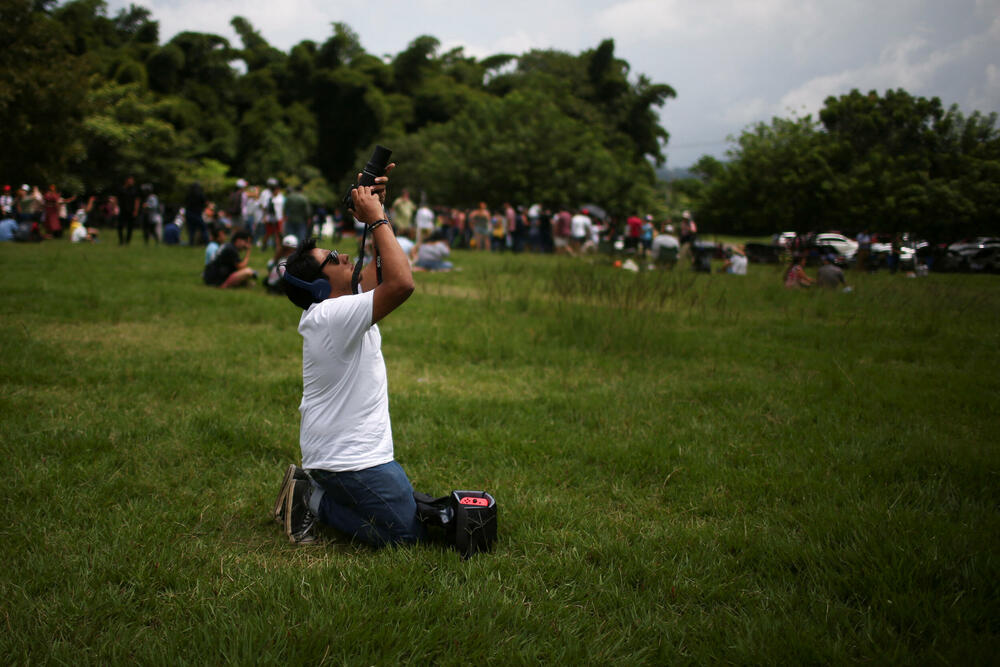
top-left (594, 0), bottom-right (687, 39)
top-left (594, 0), bottom-right (804, 40)
top-left (719, 97), bottom-right (772, 127)
top-left (775, 16), bottom-right (1000, 118)
top-left (441, 31), bottom-right (544, 61)
top-left (967, 63), bottom-right (1000, 111)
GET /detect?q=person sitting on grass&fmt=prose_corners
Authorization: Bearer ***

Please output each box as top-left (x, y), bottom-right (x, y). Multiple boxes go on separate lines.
top-left (264, 234), bottom-right (299, 295)
top-left (162, 210), bottom-right (181, 245)
top-left (273, 168), bottom-right (426, 548)
top-left (414, 230), bottom-right (453, 271)
top-left (784, 254), bottom-right (814, 288)
top-left (722, 245), bottom-right (748, 275)
top-left (203, 230), bottom-right (256, 288)
top-left (68, 208), bottom-right (99, 243)
top-left (0, 214), bottom-right (18, 242)
top-left (816, 254), bottom-right (850, 290)
top-left (204, 226), bottom-right (226, 266)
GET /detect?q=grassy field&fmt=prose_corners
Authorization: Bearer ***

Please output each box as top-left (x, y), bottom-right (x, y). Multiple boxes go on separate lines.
top-left (2, 238), bottom-right (998, 664)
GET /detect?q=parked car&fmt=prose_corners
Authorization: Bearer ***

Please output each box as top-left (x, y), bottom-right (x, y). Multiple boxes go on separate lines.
top-left (939, 238), bottom-right (1000, 272)
top-left (813, 232), bottom-right (859, 259)
top-left (968, 246), bottom-right (1000, 273)
top-left (947, 237), bottom-right (1000, 257)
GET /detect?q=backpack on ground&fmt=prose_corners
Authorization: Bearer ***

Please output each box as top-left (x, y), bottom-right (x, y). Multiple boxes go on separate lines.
top-left (414, 490), bottom-right (497, 559)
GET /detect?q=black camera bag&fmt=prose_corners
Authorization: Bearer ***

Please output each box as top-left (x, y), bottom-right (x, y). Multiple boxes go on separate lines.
top-left (414, 490), bottom-right (497, 558)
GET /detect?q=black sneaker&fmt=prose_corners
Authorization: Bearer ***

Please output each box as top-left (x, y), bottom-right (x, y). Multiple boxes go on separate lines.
top-left (272, 465), bottom-right (308, 524)
top-left (284, 479), bottom-right (318, 545)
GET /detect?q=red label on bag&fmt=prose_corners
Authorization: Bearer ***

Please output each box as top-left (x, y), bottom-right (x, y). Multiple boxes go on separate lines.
top-left (458, 496), bottom-right (490, 507)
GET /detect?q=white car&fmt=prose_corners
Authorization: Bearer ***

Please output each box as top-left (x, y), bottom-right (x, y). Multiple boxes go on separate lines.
top-left (814, 233), bottom-right (859, 258)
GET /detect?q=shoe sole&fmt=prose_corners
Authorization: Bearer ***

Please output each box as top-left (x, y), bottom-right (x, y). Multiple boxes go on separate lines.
top-left (273, 464), bottom-right (298, 524)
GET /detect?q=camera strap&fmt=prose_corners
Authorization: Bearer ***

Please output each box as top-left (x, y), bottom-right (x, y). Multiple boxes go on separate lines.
top-left (351, 222), bottom-right (384, 295)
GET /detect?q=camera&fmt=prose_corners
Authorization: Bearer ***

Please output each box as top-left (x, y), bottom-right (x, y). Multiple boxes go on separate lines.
top-left (342, 144), bottom-right (392, 211)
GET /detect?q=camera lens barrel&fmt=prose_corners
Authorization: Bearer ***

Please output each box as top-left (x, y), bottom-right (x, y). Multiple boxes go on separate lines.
top-left (359, 145), bottom-right (392, 187)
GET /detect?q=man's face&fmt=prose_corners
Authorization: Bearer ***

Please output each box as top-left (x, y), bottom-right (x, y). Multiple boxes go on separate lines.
top-left (234, 237), bottom-right (250, 251)
top-left (311, 248), bottom-right (353, 296)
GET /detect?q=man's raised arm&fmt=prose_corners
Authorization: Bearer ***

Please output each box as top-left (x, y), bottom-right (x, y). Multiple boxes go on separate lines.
top-left (350, 185), bottom-right (414, 325)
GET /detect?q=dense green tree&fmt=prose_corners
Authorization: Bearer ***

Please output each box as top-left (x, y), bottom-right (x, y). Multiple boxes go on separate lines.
top-left (391, 90), bottom-right (630, 210)
top-left (0, 0), bottom-right (89, 186)
top-left (692, 115), bottom-right (839, 234)
top-left (77, 79), bottom-right (187, 192)
top-left (692, 90), bottom-right (999, 238)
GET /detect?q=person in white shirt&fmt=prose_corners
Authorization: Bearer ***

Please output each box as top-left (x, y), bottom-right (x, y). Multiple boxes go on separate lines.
top-left (722, 245), bottom-right (748, 275)
top-left (414, 202), bottom-right (435, 244)
top-left (271, 187), bottom-right (285, 236)
top-left (274, 166), bottom-right (424, 547)
top-left (570, 209), bottom-right (593, 254)
top-left (651, 227), bottom-right (680, 266)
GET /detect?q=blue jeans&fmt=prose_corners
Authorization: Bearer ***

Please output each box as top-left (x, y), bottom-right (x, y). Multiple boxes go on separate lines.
top-left (415, 259), bottom-right (453, 271)
top-left (307, 461), bottom-right (425, 548)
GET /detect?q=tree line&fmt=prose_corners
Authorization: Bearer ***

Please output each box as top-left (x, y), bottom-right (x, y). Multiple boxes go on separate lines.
top-left (672, 89), bottom-right (1000, 241)
top-left (1, 0), bottom-right (675, 213)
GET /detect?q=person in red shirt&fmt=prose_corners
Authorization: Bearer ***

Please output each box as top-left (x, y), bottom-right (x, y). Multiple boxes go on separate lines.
top-left (626, 215), bottom-right (642, 252)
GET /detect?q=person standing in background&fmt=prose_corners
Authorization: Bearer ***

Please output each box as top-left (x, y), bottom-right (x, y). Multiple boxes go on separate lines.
top-left (391, 189), bottom-right (415, 234)
top-left (185, 181), bottom-right (208, 246)
top-left (117, 176), bottom-right (140, 245)
top-left (141, 184), bottom-right (162, 244)
top-left (414, 199), bottom-right (435, 244)
top-left (43, 184), bottom-right (73, 239)
top-left (283, 185), bottom-right (311, 244)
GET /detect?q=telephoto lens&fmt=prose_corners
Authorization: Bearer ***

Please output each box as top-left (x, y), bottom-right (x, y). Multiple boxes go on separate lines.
top-left (359, 145), bottom-right (392, 186)
top-left (344, 145), bottom-right (392, 210)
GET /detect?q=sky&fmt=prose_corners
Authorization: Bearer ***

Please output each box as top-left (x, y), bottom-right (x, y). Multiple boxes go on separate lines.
top-left (107, 0), bottom-right (1000, 169)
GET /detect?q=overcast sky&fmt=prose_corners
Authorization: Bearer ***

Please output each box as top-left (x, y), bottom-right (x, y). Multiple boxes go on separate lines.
top-left (107, 0), bottom-right (1000, 168)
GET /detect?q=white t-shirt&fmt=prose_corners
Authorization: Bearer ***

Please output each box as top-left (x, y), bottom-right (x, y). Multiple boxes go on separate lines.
top-left (272, 192), bottom-right (285, 220)
top-left (298, 290), bottom-right (394, 472)
top-left (570, 214), bottom-right (591, 238)
top-left (728, 254), bottom-right (748, 275)
top-left (652, 234), bottom-right (679, 259)
top-left (258, 189), bottom-right (273, 221)
top-left (70, 225), bottom-right (89, 243)
top-left (415, 206), bottom-right (435, 230)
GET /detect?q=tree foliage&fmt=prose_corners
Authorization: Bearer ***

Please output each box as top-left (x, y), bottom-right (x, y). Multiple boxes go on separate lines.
top-left (691, 89), bottom-right (999, 239)
top-left (1, 2), bottom-right (675, 212)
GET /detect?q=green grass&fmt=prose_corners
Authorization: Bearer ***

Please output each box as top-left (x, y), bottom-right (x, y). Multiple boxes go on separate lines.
top-left (2, 239), bottom-right (998, 664)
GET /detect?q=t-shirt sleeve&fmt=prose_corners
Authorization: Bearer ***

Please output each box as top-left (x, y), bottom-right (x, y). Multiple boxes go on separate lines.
top-left (300, 291), bottom-right (374, 350)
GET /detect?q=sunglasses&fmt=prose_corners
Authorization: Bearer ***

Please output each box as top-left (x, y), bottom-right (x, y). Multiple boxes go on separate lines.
top-left (319, 249), bottom-right (339, 271)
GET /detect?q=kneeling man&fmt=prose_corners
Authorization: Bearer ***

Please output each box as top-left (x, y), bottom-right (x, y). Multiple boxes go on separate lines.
top-left (276, 171), bottom-right (424, 547)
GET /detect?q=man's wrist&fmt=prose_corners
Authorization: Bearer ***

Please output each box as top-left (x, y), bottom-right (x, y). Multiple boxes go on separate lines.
top-left (368, 219), bottom-right (390, 231)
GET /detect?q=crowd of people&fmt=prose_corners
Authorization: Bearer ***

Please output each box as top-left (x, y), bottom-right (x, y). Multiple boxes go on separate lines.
top-left (385, 190), bottom-right (706, 261)
top-left (1, 176), bottom-right (718, 278)
top-left (3, 176), bottom-right (857, 294)
top-left (0, 179), bottom-right (162, 245)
